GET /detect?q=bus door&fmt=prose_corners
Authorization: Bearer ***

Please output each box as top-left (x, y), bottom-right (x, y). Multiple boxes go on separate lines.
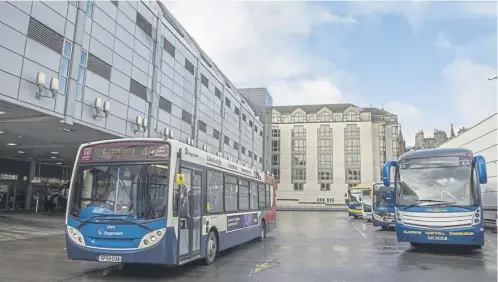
top-left (178, 168), bottom-right (202, 262)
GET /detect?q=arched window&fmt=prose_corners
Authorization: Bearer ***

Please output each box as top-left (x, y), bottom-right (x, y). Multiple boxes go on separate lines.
top-left (343, 111), bottom-right (359, 121)
top-left (292, 113), bottom-right (305, 123)
top-left (272, 114), bottom-right (280, 123)
top-left (318, 112), bottom-right (330, 122)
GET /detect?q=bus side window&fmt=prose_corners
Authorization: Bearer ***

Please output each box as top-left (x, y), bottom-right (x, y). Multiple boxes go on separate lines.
top-left (266, 184), bottom-right (271, 208)
top-left (258, 183), bottom-right (265, 209)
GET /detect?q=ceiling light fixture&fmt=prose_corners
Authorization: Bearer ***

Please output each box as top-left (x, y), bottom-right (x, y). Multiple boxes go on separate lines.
top-left (50, 151), bottom-right (59, 154)
top-left (56, 162), bottom-right (62, 165)
top-left (6, 143), bottom-right (17, 146)
top-left (0, 131), bottom-right (3, 134)
top-left (17, 151), bottom-right (25, 154)
top-left (50, 156), bottom-right (57, 159)
top-left (0, 111), bottom-right (6, 115)
top-left (61, 128), bottom-right (73, 132)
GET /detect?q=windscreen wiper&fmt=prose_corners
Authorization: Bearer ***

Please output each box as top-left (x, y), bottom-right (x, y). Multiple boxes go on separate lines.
top-left (404, 200), bottom-right (448, 209)
top-left (76, 214), bottom-right (113, 229)
top-left (110, 218), bottom-right (154, 232)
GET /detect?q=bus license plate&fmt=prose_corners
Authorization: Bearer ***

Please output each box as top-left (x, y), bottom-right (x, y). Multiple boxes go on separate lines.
top-left (427, 236), bottom-right (447, 241)
top-left (98, 255), bottom-right (122, 262)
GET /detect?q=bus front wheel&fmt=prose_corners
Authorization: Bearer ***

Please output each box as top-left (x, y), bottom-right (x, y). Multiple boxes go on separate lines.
top-left (204, 230), bottom-right (218, 265)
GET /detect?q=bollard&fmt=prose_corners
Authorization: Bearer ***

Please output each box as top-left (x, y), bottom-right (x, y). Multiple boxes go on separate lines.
top-left (35, 195), bottom-right (39, 213)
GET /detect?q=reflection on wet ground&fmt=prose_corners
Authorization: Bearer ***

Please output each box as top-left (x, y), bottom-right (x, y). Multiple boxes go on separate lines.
top-left (0, 212), bottom-right (495, 282)
top-left (64, 212), bottom-right (497, 282)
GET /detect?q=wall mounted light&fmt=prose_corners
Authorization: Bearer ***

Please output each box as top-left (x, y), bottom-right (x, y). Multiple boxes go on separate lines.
top-left (134, 116), bottom-right (148, 133)
top-left (163, 128), bottom-right (174, 139)
top-left (93, 97), bottom-right (110, 118)
top-left (35, 72), bottom-right (58, 99)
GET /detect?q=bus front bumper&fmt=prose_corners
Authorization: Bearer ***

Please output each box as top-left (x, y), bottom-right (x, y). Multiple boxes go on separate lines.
top-left (396, 225), bottom-right (485, 246)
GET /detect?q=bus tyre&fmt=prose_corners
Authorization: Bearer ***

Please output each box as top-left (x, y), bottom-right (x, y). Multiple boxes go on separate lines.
top-left (204, 231), bottom-right (218, 265)
top-left (260, 221), bottom-right (266, 241)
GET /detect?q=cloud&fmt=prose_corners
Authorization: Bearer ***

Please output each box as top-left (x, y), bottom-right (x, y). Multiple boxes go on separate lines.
top-left (164, 1), bottom-right (354, 105)
top-left (384, 101), bottom-right (425, 146)
top-left (434, 33), bottom-right (452, 50)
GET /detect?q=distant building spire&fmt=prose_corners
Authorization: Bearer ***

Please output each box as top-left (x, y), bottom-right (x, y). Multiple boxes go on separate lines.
top-left (450, 123), bottom-right (456, 138)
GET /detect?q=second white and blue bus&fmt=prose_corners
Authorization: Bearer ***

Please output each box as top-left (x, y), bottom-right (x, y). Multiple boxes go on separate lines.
top-left (383, 148), bottom-right (487, 248)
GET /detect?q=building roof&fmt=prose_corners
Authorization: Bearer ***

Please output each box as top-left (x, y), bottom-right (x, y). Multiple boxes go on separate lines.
top-left (272, 104), bottom-right (395, 116)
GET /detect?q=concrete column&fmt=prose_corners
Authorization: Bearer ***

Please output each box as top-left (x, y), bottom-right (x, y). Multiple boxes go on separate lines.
top-left (149, 9), bottom-right (163, 138)
top-left (24, 160), bottom-right (36, 211)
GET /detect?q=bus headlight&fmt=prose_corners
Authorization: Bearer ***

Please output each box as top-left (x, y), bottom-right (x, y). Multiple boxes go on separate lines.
top-left (472, 208), bottom-right (481, 226)
top-left (395, 208), bottom-right (403, 223)
top-left (138, 228), bottom-right (166, 249)
top-left (373, 214), bottom-right (383, 221)
top-left (67, 226), bottom-right (86, 247)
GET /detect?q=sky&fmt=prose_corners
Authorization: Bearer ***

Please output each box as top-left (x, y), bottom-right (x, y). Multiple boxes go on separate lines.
top-left (165, 1), bottom-right (497, 146)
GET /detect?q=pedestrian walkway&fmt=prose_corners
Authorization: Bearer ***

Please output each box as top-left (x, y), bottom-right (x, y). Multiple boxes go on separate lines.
top-left (0, 213), bottom-right (65, 242)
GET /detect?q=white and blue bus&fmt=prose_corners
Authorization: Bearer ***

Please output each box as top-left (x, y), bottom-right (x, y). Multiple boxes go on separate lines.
top-left (372, 182), bottom-right (395, 230)
top-left (65, 138), bottom-right (277, 266)
top-left (383, 148), bottom-right (487, 248)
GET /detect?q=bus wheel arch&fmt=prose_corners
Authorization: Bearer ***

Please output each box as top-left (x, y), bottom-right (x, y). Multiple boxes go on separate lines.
top-left (204, 227), bottom-right (219, 265)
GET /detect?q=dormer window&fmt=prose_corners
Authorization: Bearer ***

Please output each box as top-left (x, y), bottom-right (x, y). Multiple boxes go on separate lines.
top-left (318, 112), bottom-right (330, 122)
top-left (343, 111), bottom-right (359, 121)
top-left (292, 113), bottom-right (306, 123)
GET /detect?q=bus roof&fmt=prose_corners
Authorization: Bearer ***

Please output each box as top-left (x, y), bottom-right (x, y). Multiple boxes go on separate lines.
top-left (348, 185), bottom-right (370, 190)
top-left (398, 147), bottom-right (474, 161)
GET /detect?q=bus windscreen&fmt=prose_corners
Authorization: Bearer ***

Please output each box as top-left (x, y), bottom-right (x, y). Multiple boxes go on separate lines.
top-left (78, 142), bottom-right (170, 163)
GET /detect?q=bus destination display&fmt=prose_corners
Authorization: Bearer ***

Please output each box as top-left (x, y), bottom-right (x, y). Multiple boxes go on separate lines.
top-left (79, 142), bottom-right (170, 162)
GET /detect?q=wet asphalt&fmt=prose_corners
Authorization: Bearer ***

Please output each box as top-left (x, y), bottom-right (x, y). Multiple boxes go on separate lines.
top-left (0, 212), bottom-right (496, 282)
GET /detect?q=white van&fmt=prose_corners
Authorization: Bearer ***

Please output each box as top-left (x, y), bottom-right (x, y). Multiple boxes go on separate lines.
top-left (361, 195), bottom-right (372, 222)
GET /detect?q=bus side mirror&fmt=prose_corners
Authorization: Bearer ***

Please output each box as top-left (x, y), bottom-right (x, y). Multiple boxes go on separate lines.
top-left (383, 161), bottom-right (398, 186)
top-left (475, 155), bottom-right (488, 184)
top-left (345, 199), bottom-right (349, 204)
top-left (176, 174), bottom-right (186, 185)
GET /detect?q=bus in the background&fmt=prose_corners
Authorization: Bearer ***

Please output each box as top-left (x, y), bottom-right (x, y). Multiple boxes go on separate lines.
top-left (383, 148), bottom-right (487, 248)
top-left (372, 182), bottom-right (395, 230)
top-left (65, 138), bottom-right (277, 266)
top-left (345, 185), bottom-right (371, 219)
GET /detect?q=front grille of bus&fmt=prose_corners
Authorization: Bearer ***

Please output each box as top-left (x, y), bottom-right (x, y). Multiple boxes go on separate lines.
top-left (401, 211), bottom-right (474, 230)
top-left (363, 206), bottom-right (372, 212)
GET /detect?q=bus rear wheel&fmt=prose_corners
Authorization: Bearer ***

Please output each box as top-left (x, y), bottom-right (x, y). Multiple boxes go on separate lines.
top-left (204, 231), bottom-right (218, 265)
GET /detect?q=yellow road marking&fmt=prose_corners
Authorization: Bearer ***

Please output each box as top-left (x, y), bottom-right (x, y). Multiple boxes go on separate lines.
top-left (249, 260), bottom-right (278, 276)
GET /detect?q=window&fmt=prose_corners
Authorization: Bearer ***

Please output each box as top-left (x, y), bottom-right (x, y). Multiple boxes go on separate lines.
top-left (213, 129), bottom-right (220, 140)
top-left (242, 114), bottom-right (246, 122)
top-left (272, 114), bottom-right (280, 123)
top-left (292, 125), bottom-right (305, 137)
top-left (272, 154), bottom-right (280, 166)
top-left (292, 140), bottom-right (306, 153)
top-left (224, 175), bottom-right (238, 212)
top-left (309, 115), bottom-right (315, 122)
top-left (248, 150), bottom-right (252, 157)
top-left (272, 168), bottom-right (280, 181)
top-left (182, 110), bottom-right (192, 124)
top-left (225, 97), bottom-right (231, 108)
top-left (111, 0), bottom-right (118, 6)
top-left (254, 126), bottom-right (258, 133)
top-left (58, 40), bottom-right (72, 95)
top-left (86, 1), bottom-right (94, 17)
top-left (258, 183), bottom-right (266, 209)
top-left (249, 120), bottom-right (253, 128)
top-left (266, 184), bottom-right (272, 208)
top-left (233, 142), bottom-right (239, 150)
top-left (198, 120), bottom-right (206, 132)
top-left (224, 136), bottom-right (229, 145)
top-left (345, 124), bottom-right (360, 137)
top-left (253, 154), bottom-right (257, 161)
top-left (292, 113), bottom-right (305, 122)
top-left (159, 97), bottom-right (172, 113)
top-left (380, 139), bottom-right (386, 150)
top-left (392, 126), bottom-right (399, 135)
top-left (346, 168), bottom-right (361, 182)
top-left (379, 124), bottom-right (385, 136)
top-left (345, 154), bottom-right (361, 166)
top-left (292, 154), bottom-right (306, 166)
top-left (259, 157), bottom-right (263, 163)
top-left (76, 51), bottom-right (88, 101)
top-left (129, 79), bottom-right (147, 100)
top-left (321, 183), bottom-right (331, 191)
top-left (234, 107), bottom-right (240, 115)
top-left (272, 128), bottom-right (280, 138)
top-left (318, 154), bottom-right (333, 167)
top-left (163, 38), bottom-right (175, 57)
top-left (343, 111), bottom-right (359, 121)
top-left (201, 74), bottom-right (209, 88)
top-left (318, 169), bottom-right (332, 181)
top-left (260, 131), bottom-right (263, 137)
top-left (241, 146), bottom-right (246, 154)
top-left (318, 125), bottom-right (332, 137)
top-left (318, 139), bottom-right (333, 151)
top-left (207, 170), bottom-right (223, 213)
top-left (344, 139), bottom-right (360, 151)
top-left (215, 87), bottom-right (221, 99)
top-left (272, 140), bottom-right (280, 152)
top-left (318, 112), bottom-right (330, 122)
top-left (292, 168), bottom-right (306, 181)
top-left (136, 12), bottom-right (152, 37)
top-left (185, 58), bottom-right (195, 75)
top-left (238, 179), bottom-right (249, 210)
top-left (250, 182), bottom-right (258, 210)
top-left (293, 183), bottom-right (304, 191)
top-left (88, 53), bottom-right (112, 80)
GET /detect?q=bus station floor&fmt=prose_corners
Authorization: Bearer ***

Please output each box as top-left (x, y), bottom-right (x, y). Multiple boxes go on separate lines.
top-left (0, 212), bottom-right (496, 282)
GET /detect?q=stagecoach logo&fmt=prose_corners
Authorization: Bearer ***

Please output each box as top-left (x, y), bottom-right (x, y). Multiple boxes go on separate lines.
top-left (97, 228), bottom-right (123, 236)
top-left (426, 208), bottom-right (448, 213)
